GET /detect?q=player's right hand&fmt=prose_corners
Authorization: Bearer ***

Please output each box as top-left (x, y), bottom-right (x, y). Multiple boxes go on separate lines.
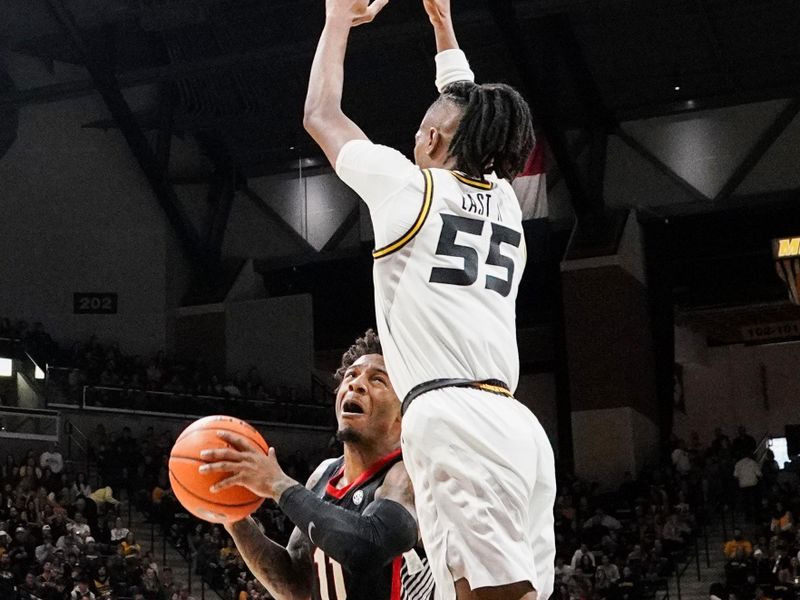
top-left (326, 0), bottom-right (390, 27)
top-left (422, 0), bottom-right (451, 26)
top-left (199, 431), bottom-right (296, 500)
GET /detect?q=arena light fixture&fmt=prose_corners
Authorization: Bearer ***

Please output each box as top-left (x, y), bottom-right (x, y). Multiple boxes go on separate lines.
top-left (35, 365), bottom-right (45, 380)
top-left (0, 358), bottom-right (12, 377)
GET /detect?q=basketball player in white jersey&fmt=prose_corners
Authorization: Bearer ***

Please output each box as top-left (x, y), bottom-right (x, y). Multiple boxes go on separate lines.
top-left (303, 1), bottom-right (556, 599)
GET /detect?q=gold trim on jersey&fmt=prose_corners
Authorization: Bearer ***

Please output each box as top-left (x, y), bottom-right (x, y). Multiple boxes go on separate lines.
top-left (372, 169), bottom-right (433, 259)
top-left (474, 382), bottom-right (513, 397)
top-left (450, 171), bottom-right (495, 190)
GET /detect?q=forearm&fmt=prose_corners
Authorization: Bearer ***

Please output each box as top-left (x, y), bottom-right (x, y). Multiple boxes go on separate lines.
top-left (304, 16), bottom-right (352, 123)
top-left (430, 17), bottom-right (458, 52)
top-left (278, 484), bottom-right (417, 571)
top-left (227, 517), bottom-right (310, 600)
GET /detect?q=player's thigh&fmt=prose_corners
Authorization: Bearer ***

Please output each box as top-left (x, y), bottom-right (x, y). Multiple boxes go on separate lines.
top-left (454, 578), bottom-right (537, 600)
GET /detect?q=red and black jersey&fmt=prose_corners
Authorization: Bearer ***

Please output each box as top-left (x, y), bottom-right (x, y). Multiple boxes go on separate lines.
top-left (309, 449), bottom-right (434, 600)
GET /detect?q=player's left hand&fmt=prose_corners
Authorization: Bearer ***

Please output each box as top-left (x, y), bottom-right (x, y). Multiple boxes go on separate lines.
top-left (326, 0), bottom-right (389, 27)
top-left (199, 431), bottom-right (297, 500)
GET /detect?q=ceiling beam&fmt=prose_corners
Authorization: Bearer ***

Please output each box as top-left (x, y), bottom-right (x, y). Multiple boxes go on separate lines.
top-left (615, 129), bottom-right (711, 204)
top-left (43, 0), bottom-right (205, 267)
top-left (713, 98), bottom-right (800, 203)
top-left (321, 204), bottom-right (360, 253)
top-left (240, 185), bottom-right (316, 254)
top-left (486, 3), bottom-right (593, 219)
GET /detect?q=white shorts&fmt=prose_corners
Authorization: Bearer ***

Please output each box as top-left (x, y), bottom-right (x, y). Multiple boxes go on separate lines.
top-left (401, 386), bottom-right (556, 600)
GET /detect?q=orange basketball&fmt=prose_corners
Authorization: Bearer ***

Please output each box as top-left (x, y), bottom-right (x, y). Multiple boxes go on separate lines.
top-left (169, 415), bottom-right (268, 524)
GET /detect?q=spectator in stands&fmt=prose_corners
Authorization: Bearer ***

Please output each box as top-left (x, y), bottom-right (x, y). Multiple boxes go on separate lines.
top-left (19, 456), bottom-right (42, 492)
top-left (68, 513), bottom-right (91, 542)
top-left (732, 426), bottom-right (757, 460)
top-left (223, 379), bottom-right (242, 397)
top-left (19, 571), bottom-right (38, 598)
top-left (88, 486), bottom-right (120, 511)
top-left (733, 453), bottom-right (762, 518)
top-left (110, 517), bottom-right (129, 544)
top-left (617, 565), bottom-right (640, 599)
top-left (724, 529), bottom-right (753, 559)
top-left (120, 532), bottom-right (141, 559)
top-left (8, 526), bottom-right (32, 580)
top-left (145, 361), bottom-right (163, 388)
top-left (554, 555), bottom-right (574, 582)
top-left (709, 582), bottom-right (726, 600)
top-left (671, 439), bottom-right (692, 476)
top-left (92, 564), bottom-right (112, 598)
top-left (583, 507), bottom-right (622, 532)
top-left (725, 545), bottom-right (754, 591)
top-left (570, 542), bottom-right (596, 570)
top-left (0, 554), bottom-right (13, 597)
top-left (70, 576), bottom-right (96, 600)
top-left (140, 566), bottom-right (160, 599)
top-left (35, 533), bottom-right (55, 564)
top-left (39, 444), bottom-right (64, 476)
top-left (770, 501), bottom-right (794, 537)
top-left (70, 473), bottom-right (92, 501)
top-left (661, 513), bottom-right (690, 553)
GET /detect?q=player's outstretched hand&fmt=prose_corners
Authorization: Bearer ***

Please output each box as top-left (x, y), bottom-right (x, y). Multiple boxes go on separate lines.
top-left (199, 431), bottom-right (297, 500)
top-left (422, 0), bottom-right (451, 26)
top-left (327, 0), bottom-right (389, 27)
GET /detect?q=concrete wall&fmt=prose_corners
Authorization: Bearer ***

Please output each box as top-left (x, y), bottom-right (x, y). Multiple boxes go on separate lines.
top-left (225, 295), bottom-right (314, 395)
top-left (0, 52), bottom-right (190, 355)
top-left (673, 341), bottom-right (800, 444)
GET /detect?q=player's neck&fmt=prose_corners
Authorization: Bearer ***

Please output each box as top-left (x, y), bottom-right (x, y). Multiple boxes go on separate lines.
top-left (340, 442), bottom-right (399, 486)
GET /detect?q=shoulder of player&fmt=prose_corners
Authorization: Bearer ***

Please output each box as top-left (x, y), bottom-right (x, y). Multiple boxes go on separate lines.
top-left (374, 461), bottom-right (413, 504)
top-left (304, 457), bottom-right (340, 490)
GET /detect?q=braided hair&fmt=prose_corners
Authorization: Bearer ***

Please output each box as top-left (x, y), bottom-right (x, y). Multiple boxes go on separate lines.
top-left (439, 81), bottom-right (534, 181)
top-left (334, 329), bottom-right (382, 385)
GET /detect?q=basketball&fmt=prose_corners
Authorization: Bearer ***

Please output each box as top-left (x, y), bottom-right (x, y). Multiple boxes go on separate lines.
top-left (169, 415), bottom-right (268, 524)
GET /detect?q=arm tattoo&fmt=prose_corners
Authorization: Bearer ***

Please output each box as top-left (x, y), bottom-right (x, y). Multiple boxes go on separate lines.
top-left (226, 459), bottom-right (335, 600)
top-left (228, 518), bottom-right (312, 600)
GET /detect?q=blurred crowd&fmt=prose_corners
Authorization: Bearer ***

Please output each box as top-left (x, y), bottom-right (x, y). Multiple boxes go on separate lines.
top-left (0, 423), bottom-right (325, 600)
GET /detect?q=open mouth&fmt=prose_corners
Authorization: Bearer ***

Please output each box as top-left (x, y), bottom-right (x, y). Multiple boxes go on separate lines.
top-left (342, 400), bottom-right (365, 415)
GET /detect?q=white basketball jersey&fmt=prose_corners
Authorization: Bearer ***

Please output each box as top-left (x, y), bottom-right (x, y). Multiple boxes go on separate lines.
top-left (336, 139), bottom-right (525, 401)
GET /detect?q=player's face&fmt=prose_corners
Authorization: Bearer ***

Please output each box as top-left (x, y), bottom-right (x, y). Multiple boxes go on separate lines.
top-left (335, 354), bottom-right (401, 447)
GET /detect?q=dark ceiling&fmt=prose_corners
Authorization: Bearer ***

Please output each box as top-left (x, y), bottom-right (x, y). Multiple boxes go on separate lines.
top-left (2, 0), bottom-right (800, 323)
top-left (3, 0), bottom-right (800, 175)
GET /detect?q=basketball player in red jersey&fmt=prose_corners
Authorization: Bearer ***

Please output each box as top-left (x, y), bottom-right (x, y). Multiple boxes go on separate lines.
top-left (200, 331), bottom-right (434, 600)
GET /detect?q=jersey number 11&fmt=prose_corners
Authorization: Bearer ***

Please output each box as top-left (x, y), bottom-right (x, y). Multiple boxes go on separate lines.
top-left (314, 548), bottom-right (346, 600)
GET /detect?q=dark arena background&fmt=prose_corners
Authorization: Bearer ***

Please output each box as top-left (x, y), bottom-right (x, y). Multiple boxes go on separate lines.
top-left (1, 1), bottom-right (800, 599)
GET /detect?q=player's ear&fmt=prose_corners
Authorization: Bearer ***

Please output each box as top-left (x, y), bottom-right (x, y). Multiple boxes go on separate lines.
top-left (425, 127), bottom-right (440, 156)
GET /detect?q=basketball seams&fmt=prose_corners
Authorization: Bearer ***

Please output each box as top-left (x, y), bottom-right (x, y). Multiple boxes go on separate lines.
top-left (176, 416), bottom-right (261, 441)
top-left (168, 468), bottom-right (264, 509)
top-left (169, 455), bottom-right (208, 463)
top-left (174, 425), bottom-right (269, 454)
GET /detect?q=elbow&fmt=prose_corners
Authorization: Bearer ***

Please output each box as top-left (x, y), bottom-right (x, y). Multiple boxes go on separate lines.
top-left (302, 102), bottom-right (327, 135)
top-left (341, 544), bottom-right (398, 573)
top-left (303, 105), bottom-right (344, 136)
top-left (302, 112), bottom-right (321, 137)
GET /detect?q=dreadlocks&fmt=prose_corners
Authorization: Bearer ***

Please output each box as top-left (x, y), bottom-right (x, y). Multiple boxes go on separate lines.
top-left (334, 328), bottom-right (382, 385)
top-left (438, 80), bottom-right (535, 181)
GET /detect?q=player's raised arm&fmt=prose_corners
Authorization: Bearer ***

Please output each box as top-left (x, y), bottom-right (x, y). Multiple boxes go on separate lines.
top-left (303, 0), bottom-right (388, 168)
top-left (422, 0), bottom-right (475, 92)
top-left (422, 0), bottom-right (457, 52)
